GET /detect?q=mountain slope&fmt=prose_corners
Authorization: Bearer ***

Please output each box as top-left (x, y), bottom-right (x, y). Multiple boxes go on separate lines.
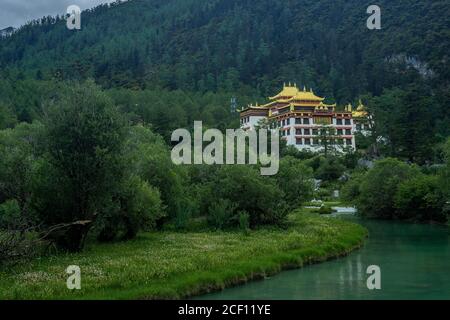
top-left (0, 0), bottom-right (449, 102)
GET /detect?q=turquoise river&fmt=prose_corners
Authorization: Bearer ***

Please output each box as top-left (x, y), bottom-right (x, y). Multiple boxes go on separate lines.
top-left (196, 216), bottom-right (450, 300)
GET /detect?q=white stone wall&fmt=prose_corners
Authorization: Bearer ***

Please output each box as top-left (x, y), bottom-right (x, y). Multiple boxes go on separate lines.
top-left (240, 114), bottom-right (357, 153)
top-left (240, 115), bottom-right (266, 130)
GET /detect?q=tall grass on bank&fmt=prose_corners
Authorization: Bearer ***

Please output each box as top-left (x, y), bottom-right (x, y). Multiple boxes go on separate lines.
top-left (0, 211), bottom-right (367, 299)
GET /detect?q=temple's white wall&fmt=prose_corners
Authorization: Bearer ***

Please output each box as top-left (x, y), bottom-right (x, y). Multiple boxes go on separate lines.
top-left (241, 115), bottom-right (357, 153)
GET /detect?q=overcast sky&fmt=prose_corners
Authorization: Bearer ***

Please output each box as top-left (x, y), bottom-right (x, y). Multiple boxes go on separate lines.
top-left (0, 0), bottom-right (117, 29)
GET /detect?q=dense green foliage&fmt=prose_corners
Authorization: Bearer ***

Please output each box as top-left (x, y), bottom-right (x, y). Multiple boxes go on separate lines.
top-left (394, 174), bottom-right (446, 221)
top-left (0, 82), bottom-right (162, 251)
top-left (204, 165), bottom-right (287, 228)
top-left (40, 82), bottom-right (126, 248)
top-left (1, 0), bottom-right (449, 96)
top-left (342, 155), bottom-right (449, 222)
top-left (365, 85), bottom-right (449, 163)
top-left (357, 158), bottom-right (420, 218)
top-left (276, 157), bottom-right (314, 209)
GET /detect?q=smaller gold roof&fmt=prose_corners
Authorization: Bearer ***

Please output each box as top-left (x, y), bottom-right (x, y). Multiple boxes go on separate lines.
top-left (292, 88), bottom-right (324, 102)
top-left (319, 102), bottom-right (336, 107)
top-left (352, 100), bottom-right (368, 118)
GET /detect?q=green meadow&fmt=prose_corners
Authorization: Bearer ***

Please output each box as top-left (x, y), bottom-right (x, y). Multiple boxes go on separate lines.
top-left (0, 211), bottom-right (367, 300)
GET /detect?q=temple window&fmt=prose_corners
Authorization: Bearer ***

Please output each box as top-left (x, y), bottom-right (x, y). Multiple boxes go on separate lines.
top-left (337, 119), bottom-right (343, 125)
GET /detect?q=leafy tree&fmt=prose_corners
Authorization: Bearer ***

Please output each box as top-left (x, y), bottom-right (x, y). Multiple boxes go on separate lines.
top-left (38, 81), bottom-right (127, 251)
top-left (124, 125), bottom-right (192, 229)
top-left (340, 170), bottom-right (367, 204)
top-left (394, 174), bottom-right (446, 222)
top-left (356, 158), bottom-right (419, 219)
top-left (315, 157), bottom-right (345, 182)
top-left (96, 176), bottom-right (164, 241)
top-left (206, 165), bottom-right (287, 228)
top-left (276, 156), bottom-right (314, 209)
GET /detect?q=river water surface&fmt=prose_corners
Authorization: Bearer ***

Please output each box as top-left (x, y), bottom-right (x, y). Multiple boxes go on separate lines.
top-left (197, 216), bottom-right (450, 300)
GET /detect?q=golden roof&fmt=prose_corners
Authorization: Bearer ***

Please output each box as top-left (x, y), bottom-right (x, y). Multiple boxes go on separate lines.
top-left (320, 102), bottom-right (337, 107)
top-left (269, 84), bottom-right (324, 102)
top-left (269, 84), bottom-right (299, 100)
top-left (246, 102), bottom-right (270, 109)
top-left (241, 84), bottom-right (330, 112)
top-left (292, 89), bottom-right (324, 102)
top-left (352, 100), bottom-right (368, 118)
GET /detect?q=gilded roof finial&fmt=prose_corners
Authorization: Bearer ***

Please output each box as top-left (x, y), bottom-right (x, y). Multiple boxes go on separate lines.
top-left (303, 86), bottom-right (306, 92)
top-left (289, 81), bottom-right (291, 86)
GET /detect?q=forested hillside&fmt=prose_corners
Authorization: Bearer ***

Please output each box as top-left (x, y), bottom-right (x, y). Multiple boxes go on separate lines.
top-left (1, 0), bottom-right (449, 95)
top-left (0, 0), bottom-right (449, 160)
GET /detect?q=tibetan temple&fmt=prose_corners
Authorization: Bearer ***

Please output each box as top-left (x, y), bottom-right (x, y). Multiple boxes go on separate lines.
top-left (239, 84), bottom-right (370, 152)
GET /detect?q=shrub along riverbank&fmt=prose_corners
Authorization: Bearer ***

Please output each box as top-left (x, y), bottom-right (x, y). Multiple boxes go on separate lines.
top-left (0, 211), bottom-right (367, 300)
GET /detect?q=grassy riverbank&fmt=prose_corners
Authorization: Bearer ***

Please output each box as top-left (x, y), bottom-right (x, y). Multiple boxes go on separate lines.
top-left (0, 210), bottom-right (367, 300)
